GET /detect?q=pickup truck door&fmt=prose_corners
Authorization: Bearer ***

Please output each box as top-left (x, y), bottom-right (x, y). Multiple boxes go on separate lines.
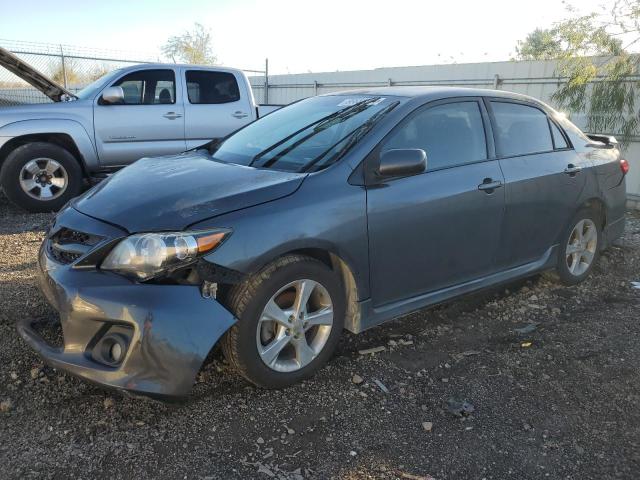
top-left (182, 68), bottom-right (255, 149)
top-left (93, 68), bottom-right (186, 166)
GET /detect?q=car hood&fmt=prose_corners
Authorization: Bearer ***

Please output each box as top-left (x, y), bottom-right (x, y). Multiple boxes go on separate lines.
top-left (73, 151), bottom-right (306, 232)
top-left (0, 46), bottom-right (77, 102)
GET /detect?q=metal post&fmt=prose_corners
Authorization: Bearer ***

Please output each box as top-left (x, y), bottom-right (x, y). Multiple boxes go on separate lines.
top-left (60, 45), bottom-right (68, 88)
top-left (492, 73), bottom-right (501, 89)
top-left (313, 80), bottom-right (318, 96)
top-left (388, 78), bottom-right (393, 86)
top-left (264, 58), bottom-right (269, 104)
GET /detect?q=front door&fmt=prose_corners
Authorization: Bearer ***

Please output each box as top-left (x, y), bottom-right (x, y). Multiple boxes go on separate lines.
top-left (93, 68), bottom-right (186, 166)
top-left (366, 99), bottom-right (506, 307)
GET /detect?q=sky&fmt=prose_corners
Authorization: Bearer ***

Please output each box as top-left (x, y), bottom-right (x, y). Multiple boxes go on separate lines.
top-left (0, 0), bottom-right (611, 74)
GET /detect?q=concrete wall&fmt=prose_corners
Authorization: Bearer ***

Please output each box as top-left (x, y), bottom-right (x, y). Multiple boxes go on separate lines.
top-left (250, 58), bottom-right (640, 206)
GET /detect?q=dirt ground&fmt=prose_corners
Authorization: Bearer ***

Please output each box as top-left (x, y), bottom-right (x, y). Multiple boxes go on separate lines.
top-left (1, 193), bottom-right (639, 480)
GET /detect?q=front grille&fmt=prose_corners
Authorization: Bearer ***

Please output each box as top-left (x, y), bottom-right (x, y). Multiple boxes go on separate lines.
top-left (47, 227), bottom-right (103, 265)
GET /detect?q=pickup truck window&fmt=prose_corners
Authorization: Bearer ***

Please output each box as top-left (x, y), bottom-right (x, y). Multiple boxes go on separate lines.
top-left (212, 95), bottom-right (399, 172)
top-left (186, 70), bottom-right (240, 104)
top-left (111, 69), bottom-right (176, 105)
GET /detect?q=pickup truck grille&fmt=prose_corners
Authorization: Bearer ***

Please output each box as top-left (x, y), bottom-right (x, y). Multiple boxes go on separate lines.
top-left (47, 227), bottom-right (103, 265)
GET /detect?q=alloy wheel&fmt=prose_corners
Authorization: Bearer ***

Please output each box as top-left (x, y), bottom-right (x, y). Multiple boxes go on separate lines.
top-left (19, 158), bottom-right (68, 201)
top-left (565, 218), bottom-right (598, 276)
top-left (256, 279), bottom-right (334, 373)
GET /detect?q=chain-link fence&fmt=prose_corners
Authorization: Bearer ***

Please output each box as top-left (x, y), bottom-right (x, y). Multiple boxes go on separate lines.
top-left (0, 39), bottom-right (268, 106)
top-left (0, 39), bottom-right (160, 105)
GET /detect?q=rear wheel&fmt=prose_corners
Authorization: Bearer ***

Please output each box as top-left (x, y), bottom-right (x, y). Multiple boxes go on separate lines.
top-left (221, 255), bottom-right (345, 388)
top-left (0, 142), bottom-right (83, 212)
top-left (555, 209), bottom-right (601, 285)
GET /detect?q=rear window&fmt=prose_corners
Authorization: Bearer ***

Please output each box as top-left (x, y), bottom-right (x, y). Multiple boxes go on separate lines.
top-left (491, 101), bottom-right (553, 157)
top-left (186, 70), bottom-right (240, 104)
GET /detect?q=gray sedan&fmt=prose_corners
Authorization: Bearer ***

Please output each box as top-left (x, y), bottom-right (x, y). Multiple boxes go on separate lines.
top-left (18, 87), bottom-right (628, 399)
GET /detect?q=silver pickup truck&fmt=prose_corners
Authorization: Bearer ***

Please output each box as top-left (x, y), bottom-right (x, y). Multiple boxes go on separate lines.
top-left (0, 48), bottom-right (279, 211)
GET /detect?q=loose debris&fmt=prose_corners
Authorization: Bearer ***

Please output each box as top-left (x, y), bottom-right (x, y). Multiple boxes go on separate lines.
top-left (374, 379), bottom-right (390, 393)
top-left (422, 421), bottom-right (433, 432)
top-left (445, 398), bottom-right (475, 418)
top-left (514, 323), bottom-right (538, 334)
top-left (358, 346), bottom-right (385, 355)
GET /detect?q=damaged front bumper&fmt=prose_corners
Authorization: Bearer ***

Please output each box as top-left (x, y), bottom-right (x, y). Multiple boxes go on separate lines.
top-left (17, 209), bottom-right (236, 400)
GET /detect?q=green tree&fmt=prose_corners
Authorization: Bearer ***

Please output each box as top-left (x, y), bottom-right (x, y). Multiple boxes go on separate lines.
top-left (162, 23), bottom-right (217, 65)
top-left (517, 1), bottom-right (640, 145)
top-left (515, 28), bottom-right (563, 60)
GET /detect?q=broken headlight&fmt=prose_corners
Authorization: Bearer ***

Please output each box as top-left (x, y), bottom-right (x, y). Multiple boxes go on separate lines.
top-left (101, 229), bottom-right (231, 281)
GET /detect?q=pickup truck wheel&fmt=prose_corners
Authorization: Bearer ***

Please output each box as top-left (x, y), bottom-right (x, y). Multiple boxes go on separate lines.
top-left (0, 142), bottom-right (83, 212)
top-left (221, 254), bottom-right (345, 388)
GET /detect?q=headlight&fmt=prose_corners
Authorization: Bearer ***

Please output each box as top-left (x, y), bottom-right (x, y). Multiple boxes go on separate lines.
top-left (101, 229), bottom-right (230, 281)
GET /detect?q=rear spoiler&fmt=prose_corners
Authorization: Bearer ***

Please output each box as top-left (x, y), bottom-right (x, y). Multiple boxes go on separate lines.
top-left (0, 46), bottom-right (77, 102)
top-left (586, 134), bottom-right (618, 149)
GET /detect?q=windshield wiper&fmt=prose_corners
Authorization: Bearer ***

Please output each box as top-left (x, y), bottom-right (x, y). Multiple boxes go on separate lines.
top-left (300, 100), bottom-right (400, 173)
top-left (249, 98), bottom-right (380, 168)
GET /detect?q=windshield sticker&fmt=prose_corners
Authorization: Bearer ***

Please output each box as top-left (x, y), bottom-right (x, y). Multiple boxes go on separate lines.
top-left (337, 97), bottom-right (385, 107)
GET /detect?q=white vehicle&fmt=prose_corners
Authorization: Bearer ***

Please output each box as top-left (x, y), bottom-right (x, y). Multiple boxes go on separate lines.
top-left (0, 47), bottom-right (280, 211)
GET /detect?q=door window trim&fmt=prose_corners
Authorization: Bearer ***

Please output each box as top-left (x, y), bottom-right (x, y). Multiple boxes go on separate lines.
top-left (483, 97), bottom-right (574, 159)
top-left (363, 96), bottom-right (496, 185)
top-left (98, 68), bottom-right (177, 106)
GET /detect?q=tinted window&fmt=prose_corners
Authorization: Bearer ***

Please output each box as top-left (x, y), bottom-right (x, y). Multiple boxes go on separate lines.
top-left (383, 101), bottom-right (487, 171)
top-left (550, 121), bottom-right (569, 149)
top-left (112, 69), bottom-right (175, 105)
top-left (186, 71), bottom-right (240, 104)
top-left (491, 102), bottom-right (553, 156)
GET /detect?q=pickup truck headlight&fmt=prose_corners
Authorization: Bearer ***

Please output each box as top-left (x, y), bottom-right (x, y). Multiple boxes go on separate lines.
top-left (101, 229), bottom-right (230, 281)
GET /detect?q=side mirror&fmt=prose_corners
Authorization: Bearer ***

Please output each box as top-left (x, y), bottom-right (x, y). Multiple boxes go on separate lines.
top-left (377, 148), bottom-right (427, 178)
top-left (101, 86), bottom-right (125, 105)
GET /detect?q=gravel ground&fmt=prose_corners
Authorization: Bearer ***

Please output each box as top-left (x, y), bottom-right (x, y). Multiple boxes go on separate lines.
top-left (1, 193), bottom-right (639, 480)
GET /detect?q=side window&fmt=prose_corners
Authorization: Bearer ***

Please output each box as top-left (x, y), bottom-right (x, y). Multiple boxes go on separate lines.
top-left (185, 70), bottom-right (240, 104)
top-left (112, 69), bottom-right (175, 105)
top-left (490, 101), bottom-right (553, 156)
top-left (550, 121), bottom-right (569, 149)
top-left (382, 101), bottom-right (487, 171)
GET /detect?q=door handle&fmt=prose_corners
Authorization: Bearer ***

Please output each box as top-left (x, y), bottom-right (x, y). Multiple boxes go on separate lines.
top-left (163, 112), bottom-right (183, 120)
top-left (232, 111), bottom-right (249, 119)
top-left (564, 164), bottom-right (582, 176)
top-left (478, 178), bottom-right (503, 193)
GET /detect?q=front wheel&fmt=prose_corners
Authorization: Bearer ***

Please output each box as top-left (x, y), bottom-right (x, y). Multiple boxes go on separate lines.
top-left (221, 255), bottom-right (345, 388)
top-left (555, 209), bottom-right (601, 285)
top-left (0, 142), bottom-right (83, 212)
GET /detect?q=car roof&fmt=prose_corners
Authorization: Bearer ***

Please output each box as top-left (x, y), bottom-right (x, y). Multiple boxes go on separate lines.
top-left (322, 86), bottom-right (545, 105)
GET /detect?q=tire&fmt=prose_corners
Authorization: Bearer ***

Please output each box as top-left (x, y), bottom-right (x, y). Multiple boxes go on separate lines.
top-left (555, 208), bottom-right (602, 285)
top-left (221, 254), bottom-right (345, 388)
top-left (0, 142), bottom-right (84, 212)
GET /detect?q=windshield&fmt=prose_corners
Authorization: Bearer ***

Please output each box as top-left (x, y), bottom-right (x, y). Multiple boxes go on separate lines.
top-left (74, 69), bottom-right (123, 100)
top-left (212, 95), bottom-right (399, 172)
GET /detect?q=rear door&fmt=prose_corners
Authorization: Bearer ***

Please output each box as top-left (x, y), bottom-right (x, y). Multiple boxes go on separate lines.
top-left (366, 98), bottom-right (506, 307)
top-left (183, 69), bottom-right (254, 149)
top-left (93, 68), bottom-right (186, 166)
top-left (487, 99), bottom-right (587, 268)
